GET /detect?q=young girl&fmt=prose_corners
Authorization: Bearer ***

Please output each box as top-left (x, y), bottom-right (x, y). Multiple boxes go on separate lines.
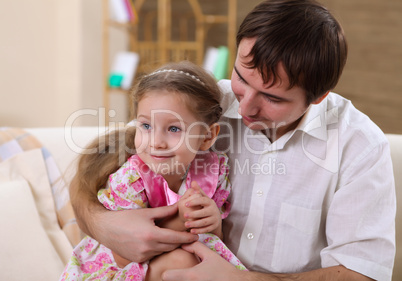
top-left (60, 61), bottom-right (246, 281)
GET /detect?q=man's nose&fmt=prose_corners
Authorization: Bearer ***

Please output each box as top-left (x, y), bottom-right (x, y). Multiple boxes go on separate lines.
top-left (239, 91), bottom-right (259, 117)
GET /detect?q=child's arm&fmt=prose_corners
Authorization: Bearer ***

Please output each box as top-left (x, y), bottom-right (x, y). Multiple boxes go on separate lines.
top-left (156, 207), bottom-right (187, 232)
top-left (179, 182), bottom-right (223, 239)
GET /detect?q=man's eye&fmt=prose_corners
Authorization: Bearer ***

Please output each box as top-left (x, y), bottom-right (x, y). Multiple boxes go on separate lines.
top-left (169, 126), bottom-right (181, 133)
top-left (237, 76), bottom-right (247, 84)
top-left (265, 97), bottom-right (280, 104)
top-left (261, 94), bottom-right (282, 104)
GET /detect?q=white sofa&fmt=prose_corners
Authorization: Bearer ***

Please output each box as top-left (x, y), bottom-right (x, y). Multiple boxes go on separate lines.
top-left (0, 127), bottom-right (400, 280)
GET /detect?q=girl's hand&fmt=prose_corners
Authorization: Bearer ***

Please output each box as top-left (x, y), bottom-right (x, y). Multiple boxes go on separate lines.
top-left (178, 186), bottom-right (202, 224)
top-left (180, 181), bottom-right (223, 238)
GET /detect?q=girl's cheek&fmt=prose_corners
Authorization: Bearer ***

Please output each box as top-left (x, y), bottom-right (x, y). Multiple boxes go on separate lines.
top-left (134, 132), bottom-right (148, 152)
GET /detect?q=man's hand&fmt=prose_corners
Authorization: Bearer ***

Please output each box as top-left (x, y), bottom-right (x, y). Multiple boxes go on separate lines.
top-left (94, 204), bottom-right (199, 263)
top-left (162, 241), bottom-right (241, 281)
top-left (162, 242), bottom-right (375, 281)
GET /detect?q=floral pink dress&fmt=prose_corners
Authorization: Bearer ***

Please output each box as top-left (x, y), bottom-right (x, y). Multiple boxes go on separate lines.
top-left (60, 151), bottom-right (246, 281)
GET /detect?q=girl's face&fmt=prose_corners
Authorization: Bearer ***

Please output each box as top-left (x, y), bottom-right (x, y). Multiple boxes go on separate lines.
top-left (134, 90), bottom-right (213, 186)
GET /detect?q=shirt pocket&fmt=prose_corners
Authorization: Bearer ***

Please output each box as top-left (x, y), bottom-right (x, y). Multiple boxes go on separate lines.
top-left (271, 202), bottom-right (324, 272)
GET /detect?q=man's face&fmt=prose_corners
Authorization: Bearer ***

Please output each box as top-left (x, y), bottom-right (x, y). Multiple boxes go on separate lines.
top-left (231, 38), bottom-right (310, 139)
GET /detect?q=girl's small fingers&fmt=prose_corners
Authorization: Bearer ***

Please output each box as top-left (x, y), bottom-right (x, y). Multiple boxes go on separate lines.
top-left (186, 217), bottom-right (215, 230)
top-left (189, 223), bottom-right (219, 235)
top-left (185, 196), bottom-right (211, 208)
top-left (183, 194), bottom-right (204, 208)
top-left (190, 181), bottom-right (201, 191)
top-left (182, 187), bottom-right (199, 199)
top-left (190, 227), bottom-right (213, 235)
top-left (185, 207), bottom-right (213, 220)
top-left (188, 193), bottom-right (204, 201)
top-left (190, 181), bottom-right (207, 196)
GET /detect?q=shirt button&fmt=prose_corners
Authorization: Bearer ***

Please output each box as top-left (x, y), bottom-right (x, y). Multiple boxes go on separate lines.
top-left (256, 190), bottom-right (263, 197)
top-left (247, 233), bottom-right (254, 240)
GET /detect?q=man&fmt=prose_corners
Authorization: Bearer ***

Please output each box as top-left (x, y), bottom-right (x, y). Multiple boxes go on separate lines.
top-left (70, 0), bottom-right (396, 280)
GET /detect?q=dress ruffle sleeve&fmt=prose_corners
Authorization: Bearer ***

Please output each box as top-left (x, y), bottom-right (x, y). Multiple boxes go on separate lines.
top-left (212, 153), bottom-right (231, 219)
top-left (97, 155), bottom-right (148, 210)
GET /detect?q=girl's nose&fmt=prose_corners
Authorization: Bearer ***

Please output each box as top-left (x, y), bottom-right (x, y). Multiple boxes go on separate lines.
top-left (150, 130), bottom-right (168, 149)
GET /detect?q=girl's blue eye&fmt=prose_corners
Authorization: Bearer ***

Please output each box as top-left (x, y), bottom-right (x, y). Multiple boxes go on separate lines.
top-left (169, 126), bottom-right (181, 133)
top-left (141, 123), bottom-right (151, 130)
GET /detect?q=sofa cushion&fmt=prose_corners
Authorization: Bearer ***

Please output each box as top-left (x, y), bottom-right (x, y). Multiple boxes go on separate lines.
top-left (0, 179), bottom-right (67, 280)
top-left (1, 127), bottom-right (84, 247)
top-left (0, 149), bottom-right (73, 266)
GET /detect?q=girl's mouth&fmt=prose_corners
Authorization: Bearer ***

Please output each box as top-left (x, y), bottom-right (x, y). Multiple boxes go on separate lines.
top-left (151, 155), bottom-right (173, 160)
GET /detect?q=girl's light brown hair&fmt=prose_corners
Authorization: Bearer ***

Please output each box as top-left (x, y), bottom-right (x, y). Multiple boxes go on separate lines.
top-left (131, 60), bottom-right (222, 126)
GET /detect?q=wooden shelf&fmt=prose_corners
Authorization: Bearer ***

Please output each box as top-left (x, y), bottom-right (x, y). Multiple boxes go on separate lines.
top-left (102, 0), bottom-right (237, 121)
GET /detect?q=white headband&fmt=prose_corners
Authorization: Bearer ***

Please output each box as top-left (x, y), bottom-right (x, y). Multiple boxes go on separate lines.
top-left (144, 69), bottom-right (205, 86)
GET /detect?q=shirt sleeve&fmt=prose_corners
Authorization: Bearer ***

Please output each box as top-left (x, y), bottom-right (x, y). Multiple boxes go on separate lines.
top-left (321, 139), bottom-right (396, 281)
top-left (211, 153), bottom-right (232, 219)
top-left (97, 159), bottom-right (148, 211)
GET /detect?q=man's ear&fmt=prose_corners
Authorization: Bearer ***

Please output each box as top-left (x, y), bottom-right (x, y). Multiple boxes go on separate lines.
top-left (311, 91), bottom-right (330, 105)
top-left (200, 123), bottom-right (220, 151)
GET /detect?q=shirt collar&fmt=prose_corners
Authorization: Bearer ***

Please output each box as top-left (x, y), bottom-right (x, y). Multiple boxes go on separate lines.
top-left (222, 96), bottom-right (242, 119)
top-left (294, 97), bottom-right (329, 141)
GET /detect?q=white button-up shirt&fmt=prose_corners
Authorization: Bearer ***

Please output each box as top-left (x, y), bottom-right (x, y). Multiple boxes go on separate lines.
top-left (216, 80), bottom-right (396, 281)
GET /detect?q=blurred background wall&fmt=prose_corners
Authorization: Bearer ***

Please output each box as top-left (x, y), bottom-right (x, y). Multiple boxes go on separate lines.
top-left (321, 0), bottom-right (402, 134)
top-left (0, 0), bottom-right (401, 133)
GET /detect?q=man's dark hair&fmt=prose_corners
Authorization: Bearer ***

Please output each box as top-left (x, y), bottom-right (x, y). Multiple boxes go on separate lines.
top-left (237, 0), bottom-right (348, 104)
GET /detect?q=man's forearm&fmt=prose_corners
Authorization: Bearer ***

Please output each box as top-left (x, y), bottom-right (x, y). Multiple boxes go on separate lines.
top-left (237, 266), bottom-right (373, 281)
top-left (69, 176), bottom-right (105, 238)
